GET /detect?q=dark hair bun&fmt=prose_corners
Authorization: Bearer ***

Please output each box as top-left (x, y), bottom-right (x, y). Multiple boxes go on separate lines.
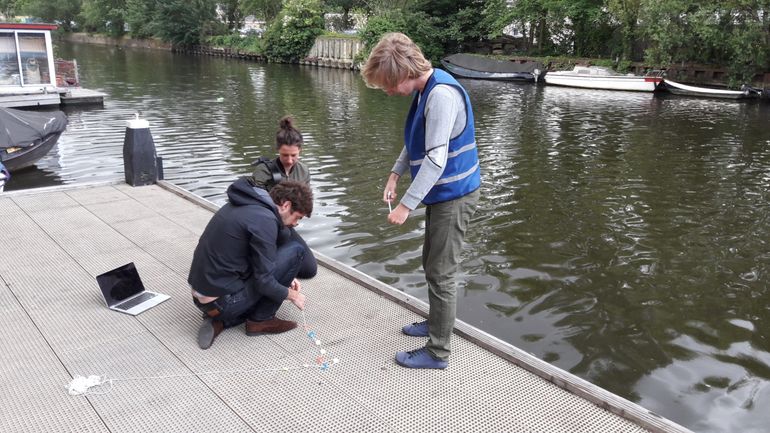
top-left (279, 115), bottom-right (295, 130)
top-left (276, 115), bottom-right (303, 147)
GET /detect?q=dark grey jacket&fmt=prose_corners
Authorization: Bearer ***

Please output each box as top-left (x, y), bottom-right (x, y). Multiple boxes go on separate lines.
top-left (188, 177), bottom-right (289, 301)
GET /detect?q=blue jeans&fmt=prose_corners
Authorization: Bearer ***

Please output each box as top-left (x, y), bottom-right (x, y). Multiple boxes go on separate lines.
top-left (194, 241), bottom-right (305, 328)
top-left (289, 227), bottom-right (317, 279)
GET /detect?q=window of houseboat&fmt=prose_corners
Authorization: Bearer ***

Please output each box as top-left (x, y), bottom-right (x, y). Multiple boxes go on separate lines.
top-left (18, 33), bottom-right (49, 85)
top-left (0, 33), bottom-right (20, 85)
top-left (0, 30), bottom-right (52, 87)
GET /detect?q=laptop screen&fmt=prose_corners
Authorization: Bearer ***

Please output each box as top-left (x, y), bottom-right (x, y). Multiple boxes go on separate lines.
top-left (96, 262), bottom-right (145, 307)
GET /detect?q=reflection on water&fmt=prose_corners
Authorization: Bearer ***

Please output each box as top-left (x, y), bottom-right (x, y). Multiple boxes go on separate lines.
top-left (7, 43), bottom-right (770, 433)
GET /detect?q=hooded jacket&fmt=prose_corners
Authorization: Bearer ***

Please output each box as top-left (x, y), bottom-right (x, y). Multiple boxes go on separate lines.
top-left (188, 177), bottom-right (290, 302)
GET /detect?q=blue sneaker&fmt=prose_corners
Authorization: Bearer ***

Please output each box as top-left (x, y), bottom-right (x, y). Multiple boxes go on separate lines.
top-left (395, 348), bottom-right (448, 369)
top-left (402, 320), bottom-right (429, 337)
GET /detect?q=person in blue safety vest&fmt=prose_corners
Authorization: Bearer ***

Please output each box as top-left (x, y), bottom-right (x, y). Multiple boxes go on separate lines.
top-left (361, 32), bottom-right (481, 369)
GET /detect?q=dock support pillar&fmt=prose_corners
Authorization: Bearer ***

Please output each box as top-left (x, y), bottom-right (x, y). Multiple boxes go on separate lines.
top-left (123, 115), bottom-right (163, 186)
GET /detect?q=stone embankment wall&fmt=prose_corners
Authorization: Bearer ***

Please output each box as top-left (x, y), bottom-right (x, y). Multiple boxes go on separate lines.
top-left (179, 45), bottom-right (265, 61)
top-left (60, 33), bottom-right (172, 50)
top-left (301, 36), bottom-right (363, 69)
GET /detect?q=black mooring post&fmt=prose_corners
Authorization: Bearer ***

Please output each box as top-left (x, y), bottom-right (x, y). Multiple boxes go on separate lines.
top-left (123, 115), bottom-right (161, 186)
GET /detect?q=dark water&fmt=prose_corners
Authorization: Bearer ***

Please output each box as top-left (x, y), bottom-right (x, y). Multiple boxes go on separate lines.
top-left (9, 43), bottom-right (770, 433)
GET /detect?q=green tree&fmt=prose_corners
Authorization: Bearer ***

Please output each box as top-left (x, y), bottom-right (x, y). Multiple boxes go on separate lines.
top-left (324, 0), bottom-right (366, 29)
top-left (263, 0), bottom-right (324, 62)
top-left (20, 0), bottom-right (82, 31)
top-left (545, 0), bottom-right (613, 57)
top-left (362, 0), bottom-right (415, 14)
top-left (518, 0), bottom-right (552, 53)
top-left (0, 0), bottom-right (19, 19)
top-left (641, 0), bottom-right (770, 85)
top-left (79, 0), bottom-right (126, 36)
top-left (358, 8), bottom-right (407, 50)
top-left (125, 0), bottom-right (157, 38)
top-left (606, 0), bottom-right (642, 60)
top-left (219, 0), bottom-right (245, 31)
top-left (242, 0), bottom-right (283, 22)
top-left (154, 0), bottom-right (217, 46)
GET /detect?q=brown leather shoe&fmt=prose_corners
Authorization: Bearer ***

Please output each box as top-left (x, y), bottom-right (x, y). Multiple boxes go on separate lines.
top-left (245, 318), bottom-right (297, 336)
top-left (198, 318), bottom-right (224, 349)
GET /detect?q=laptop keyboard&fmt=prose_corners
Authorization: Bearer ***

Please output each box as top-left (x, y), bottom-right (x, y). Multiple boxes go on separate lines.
top-left (115, 292), bottom-right (157, 311)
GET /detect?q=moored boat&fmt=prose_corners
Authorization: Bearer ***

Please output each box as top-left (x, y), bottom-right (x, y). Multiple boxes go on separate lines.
top-left (441, 53), bottom-right (543, 82)
top-left (544, 66), bottom-right (662, 92)
top-left (0, 106), bottom-right (67, 171)
top-left (658, 79), bottom-right (762, 99)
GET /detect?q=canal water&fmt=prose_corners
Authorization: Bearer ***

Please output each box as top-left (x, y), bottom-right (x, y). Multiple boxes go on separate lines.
top-left (9, 43), bottom-right (770, 433)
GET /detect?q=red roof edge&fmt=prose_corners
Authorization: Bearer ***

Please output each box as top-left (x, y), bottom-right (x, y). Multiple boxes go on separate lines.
top-left (0, 23), bottom-right (58, 31)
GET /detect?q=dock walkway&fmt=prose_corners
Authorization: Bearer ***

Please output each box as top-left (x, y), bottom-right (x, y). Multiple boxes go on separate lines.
top-left (0, 181), bottom-right (692, 433)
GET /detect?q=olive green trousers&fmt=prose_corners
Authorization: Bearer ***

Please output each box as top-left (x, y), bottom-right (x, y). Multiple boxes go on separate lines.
top-left (423, 188), bottom-right (479, 361)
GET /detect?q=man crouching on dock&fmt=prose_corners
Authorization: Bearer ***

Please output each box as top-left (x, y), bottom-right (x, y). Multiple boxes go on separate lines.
top-left (188, 178), bottom-right (313, 349)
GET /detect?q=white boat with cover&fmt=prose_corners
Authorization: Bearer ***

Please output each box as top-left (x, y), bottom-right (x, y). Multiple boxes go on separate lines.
top-left (659, 78), bottom-right (761, 99)
top-left (544, 66), bottom-right (662, 92)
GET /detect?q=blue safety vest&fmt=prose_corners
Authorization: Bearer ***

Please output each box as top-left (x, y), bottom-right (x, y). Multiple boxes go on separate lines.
top-left (404, 69), bottom-right (481, 205)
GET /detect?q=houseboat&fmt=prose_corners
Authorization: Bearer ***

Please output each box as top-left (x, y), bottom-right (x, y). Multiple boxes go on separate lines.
top-left (0, 22), bottom-right (65, 107)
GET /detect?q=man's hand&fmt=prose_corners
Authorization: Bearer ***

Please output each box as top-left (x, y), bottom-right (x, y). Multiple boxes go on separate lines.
top-left (289, 278), bottom-right (301, 292)
top-left (383, 174), bottom-right (399, 204)
top-left (287, 289), bottom-right (306, 310)
top-left (388, 203), bottom-right (410, 225)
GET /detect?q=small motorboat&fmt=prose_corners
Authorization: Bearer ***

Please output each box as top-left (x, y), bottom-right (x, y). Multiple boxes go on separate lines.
top-left (658, 79), bottom-right (762, 100)
top-left (0, 106), bottom-right (68, 171)
top-left (440, 54), bottom-right (543, 82)
top-left (544, 66), bottom-right (663, 92)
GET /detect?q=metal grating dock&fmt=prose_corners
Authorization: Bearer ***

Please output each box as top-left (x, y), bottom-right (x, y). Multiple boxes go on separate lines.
top-left (0, 181), bottom-right (693, 433)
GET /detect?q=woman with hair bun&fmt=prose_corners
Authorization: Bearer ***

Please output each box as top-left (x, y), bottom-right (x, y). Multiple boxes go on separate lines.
top-left (251, 116), bottom-right (316, 278)
top-left (252, 115), bottom-right (310, 189)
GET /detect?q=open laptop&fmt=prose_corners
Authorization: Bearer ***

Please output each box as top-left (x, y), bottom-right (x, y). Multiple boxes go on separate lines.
top-left (96, 262), bottom-right (170, 316)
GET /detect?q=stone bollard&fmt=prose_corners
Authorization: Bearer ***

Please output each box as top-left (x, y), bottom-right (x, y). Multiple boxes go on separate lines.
top-left (123, 114), bottom-right (163, 186)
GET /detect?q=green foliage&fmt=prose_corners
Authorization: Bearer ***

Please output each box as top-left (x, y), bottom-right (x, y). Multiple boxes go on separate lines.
top-left (408, 0), bottom-right (491, 55)
top-left (154, 0), bottom-right (217, 46)
top-left (263, 0), bottom-right (325, 62)
top-left (206, 33), bottom-right (265, 53)
top-left (324, 0), bottom-right (366, 30)
top-left (0, 0), bottom-right (19, 18)
top-left (20, 0), bottom-right (81, 31)
top-left (242, 0), bottom-right (283, 22)
top-left (79, 0), bottom-right (126, 37)
top-left (641, 0), bottom-right (770, 85)
top-left (605, 0), bottom-right (642, 60)
top-left (359, 0), bottom-right (491, 63)
top-left (220, 0), bottom-right (245, 31)
top-left (401, 11), bottom-right (444, 61)
top-left (359, 10), bottom-right (407, 51)
top-left (125, 0), bottom-right (157, 38)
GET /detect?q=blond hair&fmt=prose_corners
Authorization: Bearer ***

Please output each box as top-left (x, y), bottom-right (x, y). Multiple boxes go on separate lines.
top-left (361, 32), bottom-right (432, 90)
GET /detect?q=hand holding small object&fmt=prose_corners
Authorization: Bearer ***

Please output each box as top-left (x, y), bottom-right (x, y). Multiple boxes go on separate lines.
top-left (387, 191), bottom-right (393, 213)
top-left (290, 278), bottom-right (301, 292)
